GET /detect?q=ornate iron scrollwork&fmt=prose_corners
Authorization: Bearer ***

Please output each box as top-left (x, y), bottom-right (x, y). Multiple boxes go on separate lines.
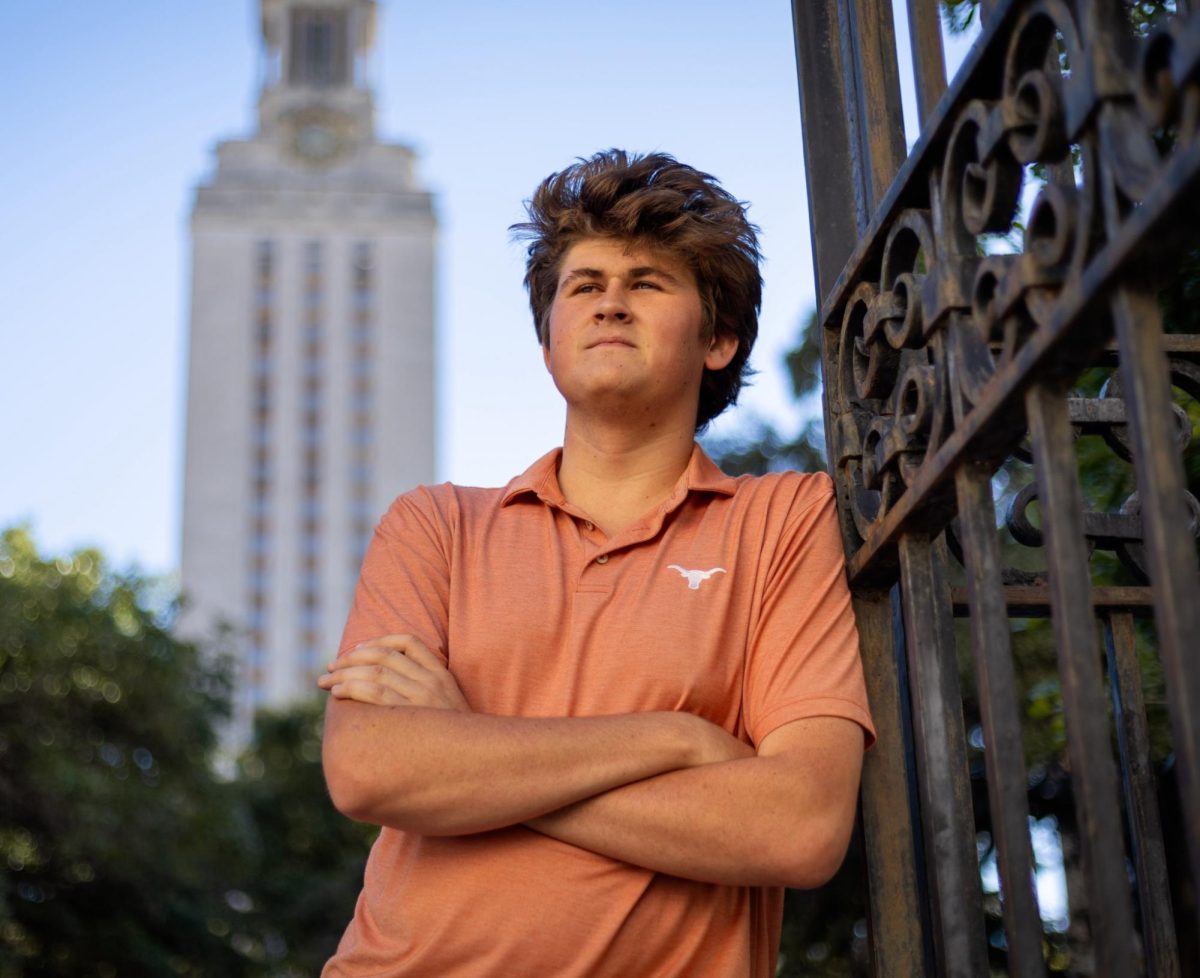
top-left (823, 1), bottom-right (1200, 577)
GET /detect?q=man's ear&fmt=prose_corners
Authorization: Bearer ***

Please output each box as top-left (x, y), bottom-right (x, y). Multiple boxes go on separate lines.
top-left (704, 332), bottom-right (738, 371)
top-left (542, 340), bottom-right (552, 372)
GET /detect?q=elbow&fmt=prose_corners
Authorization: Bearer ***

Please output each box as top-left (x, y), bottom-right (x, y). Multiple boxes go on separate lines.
top-left (785, 842), bottom-right (852, 890)
top-left (319, 702), bottom-right (489, 835)
top-left (321, 702), bottom-right (388, 822)
top-left (326, 776), bottom-right (373, 823)
top-left (322, 724), bottom-right (412, 825)
top-left (321, 700), bottom-right (423, 826)
top-left (323, 747), bottom-right (387, 823)
top-left (321, 740), bottom-right (470, 834)
top-left (773, 816), bottom-right (855, 889)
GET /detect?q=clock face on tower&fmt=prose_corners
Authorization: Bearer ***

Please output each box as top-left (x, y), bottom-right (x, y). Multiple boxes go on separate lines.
top-left (285, 109), bottom-right (350, 165)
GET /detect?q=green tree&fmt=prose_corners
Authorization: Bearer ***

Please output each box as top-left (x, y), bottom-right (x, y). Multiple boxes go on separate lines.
top-left (0, 527), bottom-right (380, 977)
top-left (0, 527), bottom-right (248, 977)
top-left (230, 698), bottom-right (377, 976)
top-left (703, 309), bottom-right (828, 475)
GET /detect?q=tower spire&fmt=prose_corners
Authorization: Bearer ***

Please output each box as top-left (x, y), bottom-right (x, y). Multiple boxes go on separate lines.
top-left (257, 0), bottom-right (377, 163)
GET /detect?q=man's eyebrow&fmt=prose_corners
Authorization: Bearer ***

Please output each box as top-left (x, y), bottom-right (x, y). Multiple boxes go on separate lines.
top-left (559, 265), bottom-right (682, 287)
top-left (628, 265), bottom-right (681, 284)
top-left (559, 267), bottom-right (604, 287)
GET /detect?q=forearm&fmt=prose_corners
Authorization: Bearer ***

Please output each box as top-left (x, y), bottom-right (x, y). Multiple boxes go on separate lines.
top-left (322, 698), bottom-right (713, 835)
top-left (528, 718), bottom-right (864, 888)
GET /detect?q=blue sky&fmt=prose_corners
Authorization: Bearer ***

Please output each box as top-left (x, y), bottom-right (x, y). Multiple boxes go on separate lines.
top-left (0, 2), bottom-right (975, 575)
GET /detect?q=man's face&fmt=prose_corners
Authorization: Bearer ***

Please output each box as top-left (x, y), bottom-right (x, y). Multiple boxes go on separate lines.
top-left (542, 238), bottom-right (735, 423)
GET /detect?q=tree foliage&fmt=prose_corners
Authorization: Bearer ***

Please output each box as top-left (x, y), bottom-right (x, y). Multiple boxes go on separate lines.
top-left (0, 527), bottom-right (247, 976)
top-left (230, 701), bottom-right (377, 975)
top-left (0, 528), bottom-right (372, 977)
top-left (704, 309), bottom-right (829, 475)
top-left (940, 0), bottom-right (1177, 33)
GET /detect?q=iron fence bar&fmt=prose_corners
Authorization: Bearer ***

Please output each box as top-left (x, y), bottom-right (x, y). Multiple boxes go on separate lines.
top-left (840, 0), bottom-right (908, 209)
top-left (833, 0), bottom-right (873, 236)
top-left (949, 584), bottom-right (1157, 617)
top-left (1109, 285), bottom-right (1200, 926)
top-left (953, 462), bottom-right (1047, 978)
top-left (890, 582), bottom-right (939, 974)
top-left (904, 0), bottom-right (949, 126)
top-left (853, 592), bottom-right (926, 978)
top-left (895, 534), bottom-right (988, 977)
top-left (792, 0), bottom-right (868, 301)
top-left (1025, 382), bottom-right (1137, 977)
top-left (1104, 611), bottom-right (1181, 978)
top-left (1093, 337), bottom-right (1200, 358)
top-left (792, 0), bottom-right (910, 294)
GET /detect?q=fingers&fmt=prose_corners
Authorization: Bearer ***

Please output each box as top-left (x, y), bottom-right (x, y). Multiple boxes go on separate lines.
top-left (341, 634), bottom-right (449, 675)
top-left (321, 673), bottom-right (424, 706)
top-left (317, 634), bottom-right (470, 712)
top-left (316, 658), bottom-right (416, 703)
top-left (390, 638), bottom-right (444, 672)
top-left (348, 633), bottom-right (442, 663)
top-left (331, 642), bottom-right (430, 682)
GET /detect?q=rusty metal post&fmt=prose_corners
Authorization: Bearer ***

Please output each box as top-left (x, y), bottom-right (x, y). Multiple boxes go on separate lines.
top-left (904, 0), bottom-right (948, 127)
top-left (896, 534), bottom-right (988, 977)
top-left (1025, 383), bottom-right (1137, 977)
top-left (839, 0), bottom-right (908, 209)
top-left (1110, 286), bottom-right (1200, 914)
top-left (793, 5), bottom-right (928, 975)
top-left (953, 463), bottom-right (1046, 978)
top-left (1104, 612), bottom-right (1181, 978)
top-left (854, 593), bottom-right (926, 977)
top-left (792, 0), bottom-right (866, 300)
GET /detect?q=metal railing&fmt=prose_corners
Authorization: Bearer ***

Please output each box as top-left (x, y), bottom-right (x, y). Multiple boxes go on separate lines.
top-left (791, 2), bottom-right (1200, 974)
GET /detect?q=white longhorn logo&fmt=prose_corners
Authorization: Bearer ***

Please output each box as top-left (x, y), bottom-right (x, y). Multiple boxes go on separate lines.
top-left (667, 565), bottom-right (727, 590)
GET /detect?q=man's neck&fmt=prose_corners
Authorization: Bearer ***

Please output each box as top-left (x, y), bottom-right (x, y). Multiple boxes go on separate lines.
top-left (556, 419), bottom-right (697, 537)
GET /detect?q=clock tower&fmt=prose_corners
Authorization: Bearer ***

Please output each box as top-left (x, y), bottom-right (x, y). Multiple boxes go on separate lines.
top-left (180, 0), bottom-right (436, 738)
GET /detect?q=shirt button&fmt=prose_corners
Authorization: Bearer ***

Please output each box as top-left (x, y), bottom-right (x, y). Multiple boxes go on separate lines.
top-left (596, 554), bottom-right (609, 564)
top-left (584, 521), bottom-right (595, 531)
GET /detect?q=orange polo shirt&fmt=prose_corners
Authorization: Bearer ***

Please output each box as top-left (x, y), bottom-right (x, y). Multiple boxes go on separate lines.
top-left (324, 445), bottom-right (874, 978)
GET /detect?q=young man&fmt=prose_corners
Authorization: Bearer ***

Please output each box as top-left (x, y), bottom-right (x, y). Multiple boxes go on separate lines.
top-left (317, 150), bottom-right (874, 977)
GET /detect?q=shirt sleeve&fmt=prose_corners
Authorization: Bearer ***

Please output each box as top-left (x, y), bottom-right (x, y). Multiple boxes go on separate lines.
top-left (337, 485), bottom-right (453, 664)
top-left (742, 473), bottom-right (876, 748)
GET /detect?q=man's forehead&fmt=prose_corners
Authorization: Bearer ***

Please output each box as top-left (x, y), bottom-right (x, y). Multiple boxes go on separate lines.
top-left (557, 237), bottom-right (693, 281)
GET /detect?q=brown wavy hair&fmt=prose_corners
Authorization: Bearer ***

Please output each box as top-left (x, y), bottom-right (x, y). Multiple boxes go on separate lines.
top-left (511, 150), bottom-right (762, 431)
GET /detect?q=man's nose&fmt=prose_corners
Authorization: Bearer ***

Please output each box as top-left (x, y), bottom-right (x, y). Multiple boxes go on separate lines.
top-left (595, 284), bottom-right (630, 320)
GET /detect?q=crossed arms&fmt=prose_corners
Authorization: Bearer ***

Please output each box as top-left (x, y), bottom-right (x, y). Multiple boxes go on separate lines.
top-left (319, 635), bottom-right (865, 889)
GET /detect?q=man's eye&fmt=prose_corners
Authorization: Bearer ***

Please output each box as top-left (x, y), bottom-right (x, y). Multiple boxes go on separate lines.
top-left (632, 281), bottom-right (659, 290)
top-left (573, 283), bottom-right (599, 294)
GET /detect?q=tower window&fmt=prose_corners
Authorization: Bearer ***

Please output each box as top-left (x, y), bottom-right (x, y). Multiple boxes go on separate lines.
top-left (255, 240), bottom-right (274, 277)
top-left (289, 9), bottom-right (348, 87)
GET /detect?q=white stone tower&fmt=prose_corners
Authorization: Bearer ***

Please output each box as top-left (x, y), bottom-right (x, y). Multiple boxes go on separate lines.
top-left (180, 0), bottom-right (435, 733)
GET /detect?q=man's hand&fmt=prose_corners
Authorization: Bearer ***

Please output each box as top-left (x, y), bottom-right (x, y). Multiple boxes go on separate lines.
top-left (317, 634), bottom-right (471, 713)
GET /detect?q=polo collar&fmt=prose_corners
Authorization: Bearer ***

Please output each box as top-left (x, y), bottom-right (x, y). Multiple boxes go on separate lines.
top-left (500, 443), bottom-right (739, 510)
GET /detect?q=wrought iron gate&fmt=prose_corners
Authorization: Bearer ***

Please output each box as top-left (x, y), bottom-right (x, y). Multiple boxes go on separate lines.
top-left (790, 2), bottom-right (1200, 974)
